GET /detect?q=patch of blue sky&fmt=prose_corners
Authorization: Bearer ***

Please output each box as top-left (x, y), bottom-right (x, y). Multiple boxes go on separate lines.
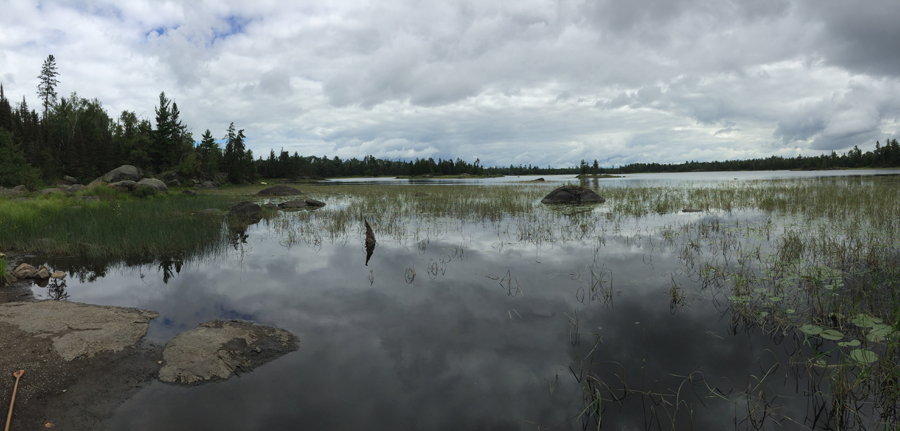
top-left (145, 25), bottom-right (175, 38)
top-left (208, 15), bottom-right (251, 46)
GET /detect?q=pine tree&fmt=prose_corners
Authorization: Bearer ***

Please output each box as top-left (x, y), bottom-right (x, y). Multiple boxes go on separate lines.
top-left (198, 129), bottom-right (220, 174)
top-left (37, 55), bottom-right (60, 118)
top-left (0, 84), bottom-right (13, 132)
top-left (222, 122), bottom-right (246, 183)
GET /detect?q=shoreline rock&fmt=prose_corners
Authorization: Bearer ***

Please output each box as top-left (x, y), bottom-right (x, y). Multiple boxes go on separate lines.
top-left (159, 319), bottom-right (298, 385)
top-left (257, 185), bottom-right (303, 196)
top-left (541, 186), bottom-right (606, 205)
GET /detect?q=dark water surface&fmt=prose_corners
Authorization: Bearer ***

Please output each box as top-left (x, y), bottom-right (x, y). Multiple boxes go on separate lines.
top-left (27, 170), bottom-right (898, 430)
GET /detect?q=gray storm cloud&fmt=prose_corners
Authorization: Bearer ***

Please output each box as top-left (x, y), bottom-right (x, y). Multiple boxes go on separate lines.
top-left (0, 0), bottom-right (898, 167)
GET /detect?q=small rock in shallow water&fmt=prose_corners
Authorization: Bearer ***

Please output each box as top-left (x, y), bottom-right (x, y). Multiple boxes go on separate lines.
top-left (158, 320), bottom-right (298, 385)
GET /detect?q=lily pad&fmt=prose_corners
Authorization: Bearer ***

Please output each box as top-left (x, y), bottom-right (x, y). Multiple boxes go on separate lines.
top-left (838, 340), bottom-right (860, 347)
top-left (851, 314), bottom-right (883, 328)
top-left (819, 329), bottom-right (843, 341)
top-left (799, 324), bottom-right (823, 335)
top-left (866, 324), bottom-right (895, 342)
top-left (849, 349), bottom-right (877, 364)
top-left (769, 296), bottom-right (783, 302)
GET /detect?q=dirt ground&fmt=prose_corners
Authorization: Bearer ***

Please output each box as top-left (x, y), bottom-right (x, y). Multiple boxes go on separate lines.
top-left (0, 281), bottom-right (163, 431)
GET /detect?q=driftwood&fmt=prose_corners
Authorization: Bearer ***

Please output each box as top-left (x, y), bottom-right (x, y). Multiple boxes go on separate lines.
top-left (364, 219), bottom-right (376, 265)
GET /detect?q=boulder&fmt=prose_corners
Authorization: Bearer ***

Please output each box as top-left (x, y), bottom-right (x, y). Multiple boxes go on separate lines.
top-left (12, 263), bottom-right (37, 279)
top-left (66, 184), bottom-right (86, 194)
top-left (110, 180), bottom-right (137, 192)
top-left (682, 208), bottom-right (703, 213)
top-left (278, 200), bottom-right (308, 209)
top-left (228, 202), bottom-right (261, 219)
top-left (101, 165), bottom-right (144, 183)
top-left (35, 265), bottom-right (51, 279)
top-left (304, 199), bottom-right (326, 208)
top-left (257, 185), bottom-right (303, 196)
top-left (541, 186), bottom-right (606, 205)
top-left (199, 180), bottom-right (219, 190)
top-left (11, 185), bottom-right (26, 192)
top-left (39, 188), bottom-right (65, 195)
top-left (51, 271), bottom-right (66, 279)
top-left (158, 320), bottom-right (298, 385)
top-left (166, 179), bottom-right (181, 187)
top-left (0, 187), bottom-right (22, 196)
top-left (137, 178), bottom-right (169, 194)
top-left (62, 175), bottom-right (78, 184)
top-left (158, 171), bottom-right (179, 182)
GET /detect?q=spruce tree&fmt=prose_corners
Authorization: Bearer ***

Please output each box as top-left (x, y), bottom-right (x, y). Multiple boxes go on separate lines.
top-left (37, 55), bottom-right (60, 118)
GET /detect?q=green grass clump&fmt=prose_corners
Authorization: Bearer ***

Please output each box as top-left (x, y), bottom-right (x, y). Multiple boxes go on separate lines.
top-left (0, 192), bottom-right (237, 261)
top-left (0, 256), bottom-right (10, 286)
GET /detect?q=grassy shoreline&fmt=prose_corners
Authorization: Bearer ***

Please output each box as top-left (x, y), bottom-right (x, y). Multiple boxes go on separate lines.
top-left (0, 187), bottom-right (239, 261)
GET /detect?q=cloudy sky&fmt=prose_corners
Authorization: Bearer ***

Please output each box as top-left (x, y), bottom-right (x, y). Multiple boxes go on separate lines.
top-left (1, 0), bottom-right (899, 168)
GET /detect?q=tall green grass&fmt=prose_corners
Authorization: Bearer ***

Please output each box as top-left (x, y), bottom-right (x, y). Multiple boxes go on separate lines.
top-left (0, 191), bottom-right (236, 260)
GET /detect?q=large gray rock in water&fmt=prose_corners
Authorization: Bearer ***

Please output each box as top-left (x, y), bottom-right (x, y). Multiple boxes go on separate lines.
top-left (0, 301), bottom-right (158, 361)
top-left (278, 199), bottom-right (308, 209)
top-left (137, 178), bottom-right (169, 194)
top-left (158, 320), bottom-right (298, 384)
top-left (305, 199), bottom-right (325, 207)
top-left (228, 201), bottom-right (261, 219)
top-left (541, 186), bottom-right (606, 205)
top-left (257, 185), bottom-right (303, 196)
top-left (101, 165), bottom-right (144, 183)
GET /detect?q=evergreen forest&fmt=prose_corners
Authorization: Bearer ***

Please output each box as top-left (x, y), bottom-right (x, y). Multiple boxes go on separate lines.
top-left (1, 56), bottom-right (898, 188)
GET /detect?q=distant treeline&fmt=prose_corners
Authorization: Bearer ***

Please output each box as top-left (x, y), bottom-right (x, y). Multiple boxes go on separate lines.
top-left (0, 56), bottom-right (897, 188)
top-left (599, 141), bottom-right (900, 174)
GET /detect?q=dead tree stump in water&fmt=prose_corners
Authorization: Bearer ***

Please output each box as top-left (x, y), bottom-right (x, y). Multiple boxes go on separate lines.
top-left (364, 219), bottom-right (376, 265)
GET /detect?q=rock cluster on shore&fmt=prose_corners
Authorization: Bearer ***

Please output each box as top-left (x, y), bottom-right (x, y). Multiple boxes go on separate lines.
top-left (7, 263), bottom-right (66, 284)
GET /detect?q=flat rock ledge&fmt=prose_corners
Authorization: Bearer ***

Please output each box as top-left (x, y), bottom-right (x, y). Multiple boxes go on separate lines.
top-left (0, 301), bottom-right (157, 361)
top-left (159, 319), bottom-right (299, 385)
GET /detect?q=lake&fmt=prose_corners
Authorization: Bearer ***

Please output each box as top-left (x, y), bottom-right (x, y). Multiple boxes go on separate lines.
top-left (26, 170), bottom-right (900, 430)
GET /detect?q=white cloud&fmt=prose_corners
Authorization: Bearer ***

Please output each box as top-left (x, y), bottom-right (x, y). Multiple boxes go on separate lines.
top-left (1, 0), bottom-right (899, 168)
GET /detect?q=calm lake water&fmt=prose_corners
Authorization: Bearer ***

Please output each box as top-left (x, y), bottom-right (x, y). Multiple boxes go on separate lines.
top-left (27, 170), bottom-right (899, 430)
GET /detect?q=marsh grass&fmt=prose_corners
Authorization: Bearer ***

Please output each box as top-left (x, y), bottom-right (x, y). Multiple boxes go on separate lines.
top-left (6, 175), bottom-right (899, 427)
top-left (254, 176), bottom-right (900, 427)
top-left (0, 190), bottom-right (237, 260)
